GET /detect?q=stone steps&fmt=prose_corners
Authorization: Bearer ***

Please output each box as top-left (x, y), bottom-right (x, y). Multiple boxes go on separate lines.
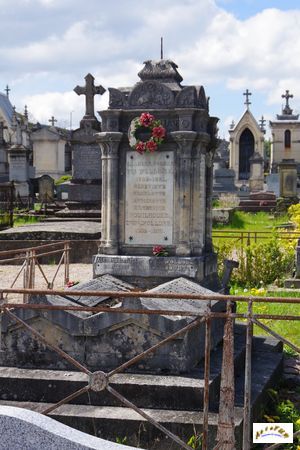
top-left (0, 325), bottom-right (247, 412)
top-left (0, 327), bottom-right (283, 449)
top-left (0, 400), bottom-right (244, 450)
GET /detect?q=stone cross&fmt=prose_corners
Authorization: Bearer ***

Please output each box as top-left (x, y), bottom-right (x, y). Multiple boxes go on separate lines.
top-left (5, 85), bottom-right (10, 98)
top-left (48, 116), bottom-right (57, 127)
top-left (24, 105), bottom-right (28, 120)
top-left (243, 89), bottom-right (252, 109)
top-left (259, 115), bottom-right (266, 132)
top-left (74, 73), bottom-right (105, 118)
top-left (282, 90), bottom-right (293, 109)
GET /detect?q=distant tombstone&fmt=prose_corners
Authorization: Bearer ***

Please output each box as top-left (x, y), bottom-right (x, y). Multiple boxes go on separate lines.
top-left (266, 173), bottom-right (280, 197)
top-left (278, 159), bottom-right (297, 197)
top-left (38, 174), bottom-right (54, 203)
top-left (67, 73), bottom-right (106, 208)
top-left (249, 151), bottom-right (264, 192)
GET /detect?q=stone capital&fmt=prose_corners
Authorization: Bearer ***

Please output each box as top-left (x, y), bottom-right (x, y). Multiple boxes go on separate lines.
top-left (170, 131), bottom-right (197, 157)
top-left (95, 132), bottom-right (123, 158)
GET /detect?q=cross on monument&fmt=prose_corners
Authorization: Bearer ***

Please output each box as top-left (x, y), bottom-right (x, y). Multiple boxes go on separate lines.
top-left (282, 90), bottom-right (293, 109)
top-left (259, 115), bottom-right (266, 132)
top-left (5, 85), bottom-right (10, 98)
top-left (243, 89), bottom-right (252, 109)
top-left (74, 73), bottom-right (105, 118)
top-left (161, 37), bottom-right (164, 60)
top-left (48, 116), bottom-right (57, 127)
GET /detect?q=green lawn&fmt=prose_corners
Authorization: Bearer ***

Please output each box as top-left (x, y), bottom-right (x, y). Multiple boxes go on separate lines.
top-left (213, 210), bottom-right (290, 231)
top-left (232, 288), bottom-right (300, 348)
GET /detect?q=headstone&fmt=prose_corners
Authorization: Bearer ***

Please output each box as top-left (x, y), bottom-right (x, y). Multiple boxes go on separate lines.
top-left (7, 108), bottom-right (32, 199)
top-left (38, 174), bottom-right (54, 203)
top-left (0, 405), bottom-right (138, 449)
top-left (266, 173), bottom-right (280, 197)
top-left (249, 151), bottom-right (264, 192)
top-left (278, 159), bottom-right (298, 198)
top-left (62, 74), bottom-right (106, 215)
top-left (94, 59), bottom-right (219, 288)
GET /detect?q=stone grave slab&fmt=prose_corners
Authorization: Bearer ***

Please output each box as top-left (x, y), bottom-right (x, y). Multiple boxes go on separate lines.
top-left (38, 174), bottom-right (54, 203)
top-left (1, 276), bottom-right (225, 374)
top-left (0, 405), bottom-right (139, 449)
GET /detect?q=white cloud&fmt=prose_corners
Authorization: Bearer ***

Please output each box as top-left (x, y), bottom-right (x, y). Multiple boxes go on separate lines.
top-left (1, 0), bottom-right (300, 131)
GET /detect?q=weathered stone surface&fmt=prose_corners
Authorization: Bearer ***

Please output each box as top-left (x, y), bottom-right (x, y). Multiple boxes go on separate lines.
top-left (0, 276), bottom-right (225, 373)
top-left (38, 174), bottom-right (54, 202)
top-left (94, 255), bottom-right (205, 280)
top-left (125, 151), bottom-right (174, 245)
top-left (0, 221), bottom-right (101, 240)
top-left (0, 405), bottom-right (138, 449)
top-left (278, 159), bottom-right (298, 197)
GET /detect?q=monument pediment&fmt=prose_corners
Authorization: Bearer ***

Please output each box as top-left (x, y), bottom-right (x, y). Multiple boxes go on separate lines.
top-left (128, 80), bottom-right (175, 109)
top-left (175, 86), bottom-right (197, 108)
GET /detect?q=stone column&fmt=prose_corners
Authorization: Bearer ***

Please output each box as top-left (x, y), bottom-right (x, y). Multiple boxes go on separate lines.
top-left (171, 131), bottom-right (197, 256)
top-left (96, 132), bottom-right (123, 254)
top-left (205, 150), bottom-right (214, 253)
top-left (190, 134), bottom-right (210, 255)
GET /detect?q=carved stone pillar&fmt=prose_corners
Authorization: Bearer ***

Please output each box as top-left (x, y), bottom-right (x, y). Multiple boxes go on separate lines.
top-left (190, 133), bottom-right (210, 255)
top-left (171, 131), bottom-right (197, 256)
top-left (96, 132), bottom-right (123, 254)
top-left (205, 150), bottom-right (214, 253)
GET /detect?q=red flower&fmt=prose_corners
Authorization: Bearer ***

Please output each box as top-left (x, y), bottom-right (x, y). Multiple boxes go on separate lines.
top-left (152, 245), bottom-right (168, 256)
top-left (146, 140), bottom-right (157, 152)
top-left (152, 126), bottom-right (166, 139)
top-left (153, 245), bottom-right (163, 255)
top-left (135, 141), bottom-right (146, 154)
top-left (139, 112), bottom-right (154, 127)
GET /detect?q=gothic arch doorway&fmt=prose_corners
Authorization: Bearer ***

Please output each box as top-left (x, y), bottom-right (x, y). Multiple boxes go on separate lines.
top-left (239, 128), bottom-right (254, 179)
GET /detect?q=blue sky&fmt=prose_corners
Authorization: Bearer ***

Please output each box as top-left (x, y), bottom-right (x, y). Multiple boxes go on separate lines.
top-left (1, 0), bottom-right (300, 138)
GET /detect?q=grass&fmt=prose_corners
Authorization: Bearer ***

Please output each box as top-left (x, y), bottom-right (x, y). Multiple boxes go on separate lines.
top-left (231, 287), bottom-right (300, 348)
top-left (13, 215), bottom-right (42, 227)
top-left (213, 210), bottom-right (289, 231)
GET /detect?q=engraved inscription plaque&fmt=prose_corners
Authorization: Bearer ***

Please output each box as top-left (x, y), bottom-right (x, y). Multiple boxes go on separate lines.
top-left (125, 151), bottom-right (174, 245)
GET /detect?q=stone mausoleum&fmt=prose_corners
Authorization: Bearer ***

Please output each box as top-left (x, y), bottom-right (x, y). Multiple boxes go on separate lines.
top-left (94, 59), bottom-right (219, 289)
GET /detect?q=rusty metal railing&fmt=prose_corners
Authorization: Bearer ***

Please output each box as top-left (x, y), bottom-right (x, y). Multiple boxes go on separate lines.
top-left (0, 242), bottom-right (70, 302)
top-left (212, 229), bottom-right (300, 246)
top-left (0, 288), bottom-right (299, 450)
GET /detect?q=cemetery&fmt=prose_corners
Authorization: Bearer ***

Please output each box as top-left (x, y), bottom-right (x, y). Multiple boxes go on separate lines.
top-left (0, 56), bottom-right (299, 450)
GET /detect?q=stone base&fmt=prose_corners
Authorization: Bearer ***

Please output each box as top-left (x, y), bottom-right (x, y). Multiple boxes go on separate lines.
top-left (284, 278), bottom-right (300, 289)
top-left (93, 254), bottom-right (220, 289)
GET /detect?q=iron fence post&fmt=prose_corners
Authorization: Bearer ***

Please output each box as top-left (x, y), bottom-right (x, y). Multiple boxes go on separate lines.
top-left (243, 299), bottom-right (253, 450)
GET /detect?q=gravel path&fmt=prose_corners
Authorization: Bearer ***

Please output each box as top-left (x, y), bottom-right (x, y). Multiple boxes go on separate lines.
top-left (0, 264), bottom-right (93, 302)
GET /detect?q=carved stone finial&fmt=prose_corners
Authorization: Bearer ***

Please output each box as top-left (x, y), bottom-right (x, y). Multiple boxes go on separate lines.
top-left (138, 60), bottom-right (183, 85)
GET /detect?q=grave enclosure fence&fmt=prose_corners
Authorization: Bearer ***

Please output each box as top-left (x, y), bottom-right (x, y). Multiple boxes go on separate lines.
top-left (0, 288), bottom-right (299, 450)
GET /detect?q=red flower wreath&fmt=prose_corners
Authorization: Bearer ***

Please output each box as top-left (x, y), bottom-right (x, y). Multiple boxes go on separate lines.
top-left (130, 113), bottom-right (166, 154)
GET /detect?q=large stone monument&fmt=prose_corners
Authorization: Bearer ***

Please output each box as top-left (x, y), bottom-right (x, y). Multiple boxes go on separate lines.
top-left (94, 59), bottom-right (219, 289)
top-left (7, 108), bottom-right (34, 199)
top-left (61, 74), bottom-right (105, 216)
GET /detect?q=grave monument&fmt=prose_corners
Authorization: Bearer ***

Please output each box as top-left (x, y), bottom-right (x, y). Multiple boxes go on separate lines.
top-left (94, 59), bottom-right (219, 288)
top-left (0, 59), bottom-right (283, 450)
top-left (59, 74), bottom-right (105, 216)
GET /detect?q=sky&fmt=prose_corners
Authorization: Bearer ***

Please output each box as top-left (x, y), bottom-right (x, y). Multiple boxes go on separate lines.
top-left (1, 0), bottom-right (300, 139)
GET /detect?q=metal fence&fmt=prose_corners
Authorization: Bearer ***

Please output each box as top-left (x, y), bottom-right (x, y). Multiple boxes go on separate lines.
top-left (0, 287), bottom-right (299, 449)
top-left (0, 241), bottom-right (70, 302)
top-left (212, 229), bottom-right (300, 246)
